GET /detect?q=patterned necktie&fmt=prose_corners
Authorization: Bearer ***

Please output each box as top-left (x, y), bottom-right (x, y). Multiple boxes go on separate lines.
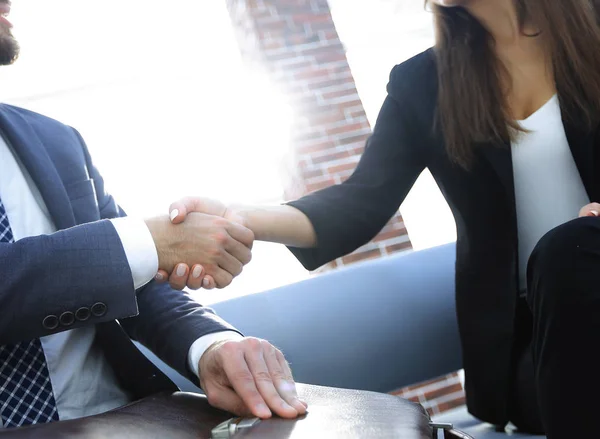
top-left (0, 197), bottom-right (59, 428)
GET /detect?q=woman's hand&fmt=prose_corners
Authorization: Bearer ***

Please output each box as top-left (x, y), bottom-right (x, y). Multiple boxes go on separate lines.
top-left (579, 203), bottom-right (600, 218)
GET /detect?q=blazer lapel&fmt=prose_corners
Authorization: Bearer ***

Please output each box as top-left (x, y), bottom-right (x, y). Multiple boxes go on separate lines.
top-left (562, 117), bottom-right (597, 201)
top-left (480, 141), bottom-right (516, 209)
top-left (0, 105), bottom-right (76, 229)
top-left (479, 115), bottom-right (598, 210)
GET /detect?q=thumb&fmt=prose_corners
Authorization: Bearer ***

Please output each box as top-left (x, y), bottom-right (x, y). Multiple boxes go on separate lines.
top-left (168, 200), bottom-right (189, 225)
top-left (579, 202), bottom-right (600, 218)
top-left (168, 197), bottom-right (227, 224)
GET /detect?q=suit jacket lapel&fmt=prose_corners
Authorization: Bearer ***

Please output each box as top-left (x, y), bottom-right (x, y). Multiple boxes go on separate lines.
top-left (480, 141), bottom-right (516, 210)
top-left (562, 116), bottom-right (597, 201)
top-left (0, 105), bottom-right (76, 229)
top-left (479, 116), bottom-right (598, 210)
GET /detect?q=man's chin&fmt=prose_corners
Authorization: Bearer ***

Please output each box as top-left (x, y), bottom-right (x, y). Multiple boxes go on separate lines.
top-left (0, 31), bottom-right (19, 66)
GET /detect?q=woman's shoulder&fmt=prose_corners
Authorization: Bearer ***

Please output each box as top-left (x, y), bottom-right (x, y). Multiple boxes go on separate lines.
top-left (387, 47), bottom-right (438, 100)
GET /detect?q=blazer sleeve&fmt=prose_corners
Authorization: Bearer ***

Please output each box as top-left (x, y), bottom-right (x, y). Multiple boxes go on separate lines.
top-left (287, 65), bottom-right (428, 270)
top-left (0, 222), bottom-right (139, 346)
top-left (75, 129), bottom-right (242, 379)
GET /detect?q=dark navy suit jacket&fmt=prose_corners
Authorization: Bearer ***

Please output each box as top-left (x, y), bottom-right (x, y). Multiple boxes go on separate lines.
top-left (0, 103), bottom-right (240, 397)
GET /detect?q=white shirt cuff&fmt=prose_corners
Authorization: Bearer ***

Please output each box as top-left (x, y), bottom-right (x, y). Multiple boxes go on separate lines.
top-left (188, 331), bottom-right (244, 378)
top-left (110, 217), bottom-right (159, 290)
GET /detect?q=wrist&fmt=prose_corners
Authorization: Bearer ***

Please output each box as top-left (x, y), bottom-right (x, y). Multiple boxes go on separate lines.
top-left (144, 216), bottom-right (174, 272)
top-left (235, 207), bottom-right (266, 241)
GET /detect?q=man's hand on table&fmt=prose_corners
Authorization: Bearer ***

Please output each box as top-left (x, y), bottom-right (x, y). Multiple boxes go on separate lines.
top-left (199, 337), bottom-right (308, 419)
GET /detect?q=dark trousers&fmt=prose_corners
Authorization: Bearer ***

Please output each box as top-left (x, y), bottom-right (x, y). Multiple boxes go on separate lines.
top-left (513, 216), bottom-right (600, 438)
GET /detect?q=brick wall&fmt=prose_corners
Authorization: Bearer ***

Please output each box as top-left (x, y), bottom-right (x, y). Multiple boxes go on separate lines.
top-left (391, 372), bottom-right (466, 416)
top-left (225, 0), bottom-right (412, 271)
top-left (225, 0), bottom-right (463, 416)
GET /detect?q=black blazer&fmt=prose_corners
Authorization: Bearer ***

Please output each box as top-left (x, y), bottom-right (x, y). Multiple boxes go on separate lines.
top-left (287, 48), bottom-right (600, 425)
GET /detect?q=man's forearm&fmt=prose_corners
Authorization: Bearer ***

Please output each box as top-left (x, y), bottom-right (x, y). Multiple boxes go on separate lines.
top-left (236, 205), bottom-right (317, 248)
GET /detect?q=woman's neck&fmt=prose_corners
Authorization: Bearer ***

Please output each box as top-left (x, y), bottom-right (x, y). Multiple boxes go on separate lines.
top-left (465, 0), bottom-right (524, 45)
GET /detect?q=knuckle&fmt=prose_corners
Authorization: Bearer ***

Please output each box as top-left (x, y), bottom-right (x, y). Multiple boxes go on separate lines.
top-left (233, 262), bottom-right (243, 277)
top-left (261, 339), bottom-right (276, 353)
top-left (209, 247), bottom-right (224, 259)
top-left (220, 340), bottom-right (240, 355)
top-left (213, 232), bottom-right (229, 246)
top-left (270, 369), bottom-right (287, 381)
top-left (213, 217), bottom-right (229, 228)
top-left (244, 337), bottom-right (263, 352)
top-left (232, 370), bottom-right (255, 383)
top-left (254, 370), bottom-right (273, 384)
top-left (205, 390), bottom-right (221, 407)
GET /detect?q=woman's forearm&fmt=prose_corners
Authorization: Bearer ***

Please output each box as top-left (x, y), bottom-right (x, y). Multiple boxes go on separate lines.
top-left (235, 205), bottom-right (317, 248)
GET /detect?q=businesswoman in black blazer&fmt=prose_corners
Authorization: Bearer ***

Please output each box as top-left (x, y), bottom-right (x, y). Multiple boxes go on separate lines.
top-left (164, 0), bottom-right (600, 436)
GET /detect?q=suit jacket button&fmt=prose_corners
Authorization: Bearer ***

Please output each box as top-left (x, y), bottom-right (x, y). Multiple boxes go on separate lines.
top-left (75, 307), bottom-right (91, 321)
top-left (42, 315), bottom-right (59, 330)
top-left (91, 302), bottom-right (107, 317)
top-left (59, 311), bottom-right (75, 327)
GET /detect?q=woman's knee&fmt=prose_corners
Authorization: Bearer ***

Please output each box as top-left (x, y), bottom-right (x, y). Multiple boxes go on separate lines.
top-left (531, 218), bottom-right (590, 264)
top-left (527, 217), bottom-right (598, 298)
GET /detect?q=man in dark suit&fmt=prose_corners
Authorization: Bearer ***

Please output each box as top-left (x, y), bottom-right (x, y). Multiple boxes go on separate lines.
top-left (0, 1), bottom-right (306, 429)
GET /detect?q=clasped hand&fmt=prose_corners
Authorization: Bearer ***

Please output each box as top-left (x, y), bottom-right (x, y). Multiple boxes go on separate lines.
top-left (145, 205), bottom-right (252, 290)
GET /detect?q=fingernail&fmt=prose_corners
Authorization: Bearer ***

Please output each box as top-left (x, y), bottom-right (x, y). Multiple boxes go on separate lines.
top-left (203, 278), bottom-right (210, 288)
top-left (592, 210), bottom-right (599, 217)
top-left (299, 398), bottom-right (308, 408)
top-left (192, 266), bottom-right (202, 278)
top-left (176, 264), bottom-right (186, 277)
top-left (155, 273), bottom-right (164, 281)
top-left (169, 209), bottom-right (179, 222)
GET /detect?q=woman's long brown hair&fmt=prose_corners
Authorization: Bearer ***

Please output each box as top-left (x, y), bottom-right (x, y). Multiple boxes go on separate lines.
top-left (429, 0), bottom-right (600, 168)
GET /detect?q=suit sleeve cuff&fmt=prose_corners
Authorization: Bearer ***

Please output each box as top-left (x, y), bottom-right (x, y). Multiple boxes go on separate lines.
top-left (188, 331), bottom-right (244, 378)
top-left (110, 217), bottom-right (159, 290)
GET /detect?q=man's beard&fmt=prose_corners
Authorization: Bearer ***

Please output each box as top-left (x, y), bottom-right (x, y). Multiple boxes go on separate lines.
top-left (0, 16), bottom-right (18, 65)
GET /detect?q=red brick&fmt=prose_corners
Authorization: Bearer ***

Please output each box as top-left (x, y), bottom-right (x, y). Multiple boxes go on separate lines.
top-left (307, 76), bottom-right (353, 91)
top-left (336, 99), bottom-right (365, 110)
top-left (293, 68), bottom-right (331, 81)
top-left (386, 241), bottom-right (413, 254)
top-left (325, 121), bottom-right (368, 137)
top-left (327, 160), bottom-right (358, 175)
top-left (342, 248), bottom-right (383, 265)
top-left (297, 139), bottom-right (336, 154)
top-left (338, 132), bottom-right (370, 146)
top-left (304, 111), bottom-right (345, 127)
top-left (311, 150), bottom-right (350, 165)
top-left (291, 13), bottom-right (332, 24)
top-left (312, 51), bottom-right (347, 65)
top-left (437, 396), bottom-right (467, 413)
top-left (305, 179), bottom-right (335, 193)
top-left (374, 227), bottom-right (409, 243)
top-left (302, 168), bottom-right (325, 180)
top-left (423, 383), bottom-right (463, 401)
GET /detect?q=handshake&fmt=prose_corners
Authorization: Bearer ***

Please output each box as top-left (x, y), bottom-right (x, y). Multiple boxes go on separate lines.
top-left (145, 197), bottom-right (250, 291)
